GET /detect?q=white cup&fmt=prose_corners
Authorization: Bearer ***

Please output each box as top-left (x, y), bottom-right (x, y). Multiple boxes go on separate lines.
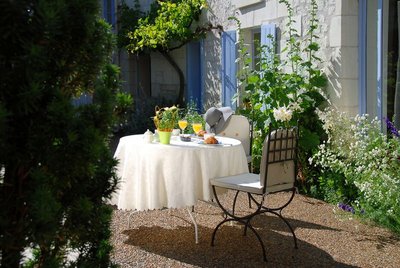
top-left (172, 129), bottom-right (180, 136)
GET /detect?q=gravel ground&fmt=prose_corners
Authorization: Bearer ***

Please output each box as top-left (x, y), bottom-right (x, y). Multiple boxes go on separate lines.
top-left (110, 191), bottom-right (400, 267)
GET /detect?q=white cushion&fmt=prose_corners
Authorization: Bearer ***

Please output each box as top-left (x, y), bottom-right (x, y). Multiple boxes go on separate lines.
top-left (219, 115), bottom-right (251, 160)
top-left (265, 161), bottom-right (295, 188)
top-left (210, 173), bottom-right (263, 194)
top-left (259, 129), bottom-right (296, 188)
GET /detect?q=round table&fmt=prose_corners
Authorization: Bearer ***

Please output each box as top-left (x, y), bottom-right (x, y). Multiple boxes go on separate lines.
top-left (110, 134), bottom-right (249, 211)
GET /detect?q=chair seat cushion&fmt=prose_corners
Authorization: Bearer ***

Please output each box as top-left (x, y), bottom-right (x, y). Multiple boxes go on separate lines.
top-left (210, 173), bottom-right (263, 194)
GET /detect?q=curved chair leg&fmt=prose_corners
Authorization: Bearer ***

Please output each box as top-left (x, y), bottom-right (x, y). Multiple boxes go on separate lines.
top-left (211, 186), bottom-right (268, 261)
top-left (212, 186), bottom-right (263, 220)
top-left (245, 221), bottom-right (267, 262)
top-left (267, 210), bottom-right (298, 248)
top-left (247, 193), bottom-right (252, 208)
top-left (211, 218), bottom-right (267, 262)
top-left (243, 218), bottom-right (250, 236)
top-left (211, 221), bottom-right (223, 246)
top-left (212, 217), bottom-right (252, 245)
top-left (249, 189), bottom-right (298, 248)
top-left (232, 190), bottom-right (240, 215)
top-left (211, 218), bottom-right (235, 246)
top-left (262, 188), bottom-right (296, 211)
top-left (248, 192), bottom-right (261, 207)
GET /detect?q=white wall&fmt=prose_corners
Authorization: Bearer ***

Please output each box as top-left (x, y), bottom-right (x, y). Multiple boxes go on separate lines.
top-left (327, 0), bottom-right (359, 115)
top-left (203, 0), bottom-right (360, 115)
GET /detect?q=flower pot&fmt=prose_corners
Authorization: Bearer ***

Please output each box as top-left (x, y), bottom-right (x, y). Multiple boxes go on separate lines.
top-left (158, 130), bottom-right (172, 144)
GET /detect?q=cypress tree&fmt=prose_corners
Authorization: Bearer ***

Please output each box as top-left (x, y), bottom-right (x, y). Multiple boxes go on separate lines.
top-left (0, 0), bottom-right (119, 266)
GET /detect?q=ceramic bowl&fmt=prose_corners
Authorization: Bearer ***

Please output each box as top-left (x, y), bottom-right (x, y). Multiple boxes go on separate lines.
top-left (180, 134), bottom-right (191, 142)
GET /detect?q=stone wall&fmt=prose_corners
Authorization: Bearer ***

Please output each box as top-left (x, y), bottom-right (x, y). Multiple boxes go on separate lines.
top-left (151, 49), bottom-right (186, 101)
top-left (117, 0), bottom-right (186, 103)
top-left (200, 0), bottom-right (238, 110)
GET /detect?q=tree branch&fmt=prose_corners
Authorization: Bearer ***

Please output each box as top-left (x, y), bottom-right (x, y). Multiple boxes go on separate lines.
top-left (168, 23), bottom-right (224, 51)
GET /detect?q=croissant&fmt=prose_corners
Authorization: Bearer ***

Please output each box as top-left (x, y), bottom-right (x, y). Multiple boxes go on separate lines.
top-left (204, 136), bottom-right (218, 144)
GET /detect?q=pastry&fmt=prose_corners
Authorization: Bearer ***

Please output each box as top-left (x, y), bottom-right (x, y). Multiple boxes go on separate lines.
top-left (204, 136), bottom-right (218, 144)
top-left (197, 130), bottom-right (206, 137)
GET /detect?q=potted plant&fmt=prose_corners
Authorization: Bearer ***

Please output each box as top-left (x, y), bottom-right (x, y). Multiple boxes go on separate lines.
top-left (153, 105), bottom-right (179, 144)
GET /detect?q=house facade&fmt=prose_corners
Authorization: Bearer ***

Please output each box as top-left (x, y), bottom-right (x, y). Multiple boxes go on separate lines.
top-left (102, 0), bottom-right (400, 127)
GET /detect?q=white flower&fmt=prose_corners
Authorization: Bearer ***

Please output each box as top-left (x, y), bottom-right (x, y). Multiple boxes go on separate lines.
top-left (273, 106), bottom-right (293, 122)
top-left (291, 102), bottom-right (301, 111)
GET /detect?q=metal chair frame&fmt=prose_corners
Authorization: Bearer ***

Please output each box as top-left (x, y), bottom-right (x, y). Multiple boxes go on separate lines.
top-left (210, 126), bottom-right (298, 262)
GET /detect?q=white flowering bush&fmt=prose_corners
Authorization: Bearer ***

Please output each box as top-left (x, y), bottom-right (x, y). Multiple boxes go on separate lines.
top-left (272, 100), bottom-right (306, 124)
top-left (311, 108), bottom-right (400, 233)
top-left (273, 106), bottom-right (293, 123)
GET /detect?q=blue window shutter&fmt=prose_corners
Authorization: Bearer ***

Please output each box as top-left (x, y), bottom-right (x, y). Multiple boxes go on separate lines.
top-left (103, 0), bottom-right (115, 27)
top-left (221, 30), bottom-right (237, 109)
top-left (261, 23), bottom-right (276, 61)
top-left (186, 41), bottom-right (203, 111)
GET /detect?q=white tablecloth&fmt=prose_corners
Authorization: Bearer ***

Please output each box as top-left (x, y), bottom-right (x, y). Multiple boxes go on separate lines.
top-left (110, 134), bottom-right (249, 211)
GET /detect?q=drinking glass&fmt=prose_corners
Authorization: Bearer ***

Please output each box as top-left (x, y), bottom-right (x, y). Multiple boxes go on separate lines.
top-left (178, 119), bottom-right (188, 134)
top-left (192, 122), bottom-right (202, 136)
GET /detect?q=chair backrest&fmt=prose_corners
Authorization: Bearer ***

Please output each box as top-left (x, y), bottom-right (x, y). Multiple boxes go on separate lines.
top-left (218, 115), bottom-right (251, 157)
top-left (259, 127), bottom-right (298, 194)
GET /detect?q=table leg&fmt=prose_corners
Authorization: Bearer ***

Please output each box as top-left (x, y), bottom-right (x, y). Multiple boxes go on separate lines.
top-left (186, 207), bottom-right (199, 244)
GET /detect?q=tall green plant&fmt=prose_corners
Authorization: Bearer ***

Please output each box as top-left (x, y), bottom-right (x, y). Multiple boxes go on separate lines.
top-left (0, 0), bottom-right (119, 266)
top-left (234, 0), bottom-right (327, 180)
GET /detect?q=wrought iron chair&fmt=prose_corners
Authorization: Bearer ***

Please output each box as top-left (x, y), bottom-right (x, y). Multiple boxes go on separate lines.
top-left (210, 126), bottom-right (298, 262)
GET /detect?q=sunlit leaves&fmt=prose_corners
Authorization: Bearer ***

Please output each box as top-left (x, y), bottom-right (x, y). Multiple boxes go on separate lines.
top-left (126, 0), bottom-right (207, 53)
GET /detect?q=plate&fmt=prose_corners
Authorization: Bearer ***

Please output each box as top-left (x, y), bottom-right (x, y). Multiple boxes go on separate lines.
top-left (198, 140), bottom-right (223, 146)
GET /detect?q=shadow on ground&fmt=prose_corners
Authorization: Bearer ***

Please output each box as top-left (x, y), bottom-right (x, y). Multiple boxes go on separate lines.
top-left (121, 212), bottom-right (357, 268)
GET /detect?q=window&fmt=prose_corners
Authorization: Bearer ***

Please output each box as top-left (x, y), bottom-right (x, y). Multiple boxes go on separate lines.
top-left (221, 24), bottom-right (275, 109)
top-left (255, 24), bottom-right (276, 72)
top-left (361, 0), bottom-right (399, 128)
top-left (252, 29), bottom-right (261, 71)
